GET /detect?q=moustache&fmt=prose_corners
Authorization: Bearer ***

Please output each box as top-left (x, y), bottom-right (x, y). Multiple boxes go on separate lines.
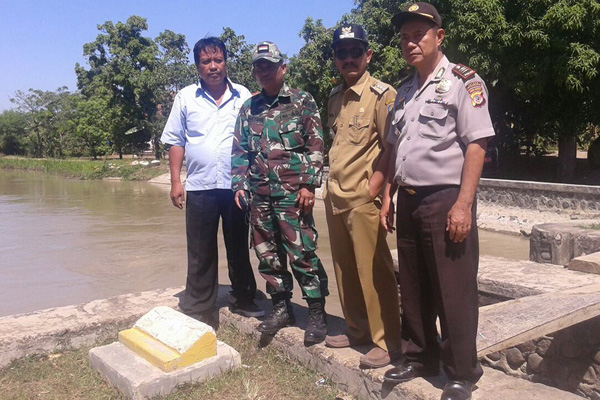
top-left (342, 63), bottom-right (357, 69)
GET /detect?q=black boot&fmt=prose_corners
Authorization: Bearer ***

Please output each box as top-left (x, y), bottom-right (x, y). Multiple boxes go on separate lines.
top-left (257, 293), bottom-right (296, 334)
top-left (304, 298), bottom-right (327, 345)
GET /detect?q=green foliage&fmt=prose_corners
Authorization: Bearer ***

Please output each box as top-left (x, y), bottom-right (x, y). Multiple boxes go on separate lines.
top-left (0, 110), bottom-right (27, 155)
top-left (221, 27), bottom-right (259, 92)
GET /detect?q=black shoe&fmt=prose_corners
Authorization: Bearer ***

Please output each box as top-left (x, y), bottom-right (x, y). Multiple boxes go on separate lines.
top-left (383, 363), bottom-right (439, 384)
top-left (304, 298), bottom-right (327, 345)
top-left (441, 381), bottom-right (472, 400)
top-left (229, 300), bottom-right (265, 318)
top-left (257, 294), bottom-right (295, 334)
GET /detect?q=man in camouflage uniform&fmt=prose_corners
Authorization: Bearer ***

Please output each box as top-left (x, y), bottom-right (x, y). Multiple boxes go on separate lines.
top-left (231, 41), bottom-right (329, 345)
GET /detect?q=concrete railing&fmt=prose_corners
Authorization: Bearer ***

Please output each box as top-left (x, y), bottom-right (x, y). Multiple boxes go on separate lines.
top-left (478, 178), bottom-right (600, 214)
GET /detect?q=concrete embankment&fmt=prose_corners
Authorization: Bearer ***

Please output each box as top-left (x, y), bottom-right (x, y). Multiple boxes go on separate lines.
top-left (1, 257), bottom-right (588, 399)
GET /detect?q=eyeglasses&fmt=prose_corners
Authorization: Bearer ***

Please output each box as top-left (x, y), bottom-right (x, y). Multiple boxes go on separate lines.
top-left (334, 47), bottom-right (365, 60)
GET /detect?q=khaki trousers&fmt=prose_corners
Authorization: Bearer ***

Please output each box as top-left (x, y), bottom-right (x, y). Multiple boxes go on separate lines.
top-left (324, 198), bottom-right (402, 352)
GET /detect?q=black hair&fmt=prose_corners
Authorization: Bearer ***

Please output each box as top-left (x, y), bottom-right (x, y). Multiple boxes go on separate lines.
top-left (193, 37), bottom-right (227, 67)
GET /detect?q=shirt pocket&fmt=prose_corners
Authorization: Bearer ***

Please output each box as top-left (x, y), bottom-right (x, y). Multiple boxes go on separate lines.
top-left (391, 108), bottom-right (405, 137)
top-left (279, 117), bottom-right (305, 150)
top-left (248, 119), bottom-right (263, 153)
top-left (347, 117), bottom-right (370, 145)
top-left (418, 104), bottom-right (448, 140)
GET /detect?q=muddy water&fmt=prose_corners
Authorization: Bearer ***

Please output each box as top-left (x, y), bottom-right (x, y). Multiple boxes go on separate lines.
top-left (0, 170), bottom-right (529, 317)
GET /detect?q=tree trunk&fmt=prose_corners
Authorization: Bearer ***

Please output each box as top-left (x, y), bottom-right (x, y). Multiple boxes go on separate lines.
top-left (557, 135), bottom-right (577, 183)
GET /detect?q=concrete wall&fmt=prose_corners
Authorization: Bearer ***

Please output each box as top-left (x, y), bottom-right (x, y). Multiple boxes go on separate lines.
top-left (481, 316), bottom-right (600, 399)
top-left (478, 179), bottom-right (600, 214)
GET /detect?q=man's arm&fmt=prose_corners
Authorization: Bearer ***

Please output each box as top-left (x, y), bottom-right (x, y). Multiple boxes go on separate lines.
top-left (231, 105), bottom-right (251, 209)
top-left (446, 138), bottom-right (487, 243)
top-left (380, 144), bottom-right (398, 233)
top-left (297, 93), bottom-right (324, 212)
top-left (168, 145), bottom-right (185, 209)
top-left (369, 88), bottom-right (397, 199)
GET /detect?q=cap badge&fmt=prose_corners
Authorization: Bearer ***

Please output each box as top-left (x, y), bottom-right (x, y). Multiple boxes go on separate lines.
top-left (435, 79), bottom-right (451, 94)
top-left (257, 45), bottom-right (270, 53)
top-left (339, 26), bottom-right (355, 39)
top-left (409, 4), bottom-right (419, 11)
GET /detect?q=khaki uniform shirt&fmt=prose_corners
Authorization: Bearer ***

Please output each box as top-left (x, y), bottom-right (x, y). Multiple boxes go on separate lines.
top-left (326, 71), bottom-right (396, 215)
top-left (387, 56), bottom-right (495, 187)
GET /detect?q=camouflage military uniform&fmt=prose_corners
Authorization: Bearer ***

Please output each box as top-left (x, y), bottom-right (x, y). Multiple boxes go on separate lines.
top-left (231, 83), bottom-right (328, 299)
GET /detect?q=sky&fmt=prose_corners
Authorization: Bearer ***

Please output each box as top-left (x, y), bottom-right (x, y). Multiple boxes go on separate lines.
top-left (0, 0), bottom-right (356, 111)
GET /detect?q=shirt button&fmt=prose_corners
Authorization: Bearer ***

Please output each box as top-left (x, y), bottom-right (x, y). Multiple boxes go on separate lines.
top-left (411, 117), bottom-right (415, 122)
top-left (403, 156), bottom-right (406, 161)
top-left (402, 177), bottom-right (407, 182)
top-left (407, 136), bottom-right (411, 141)
top-left (430, 111), bottom-right (434, 116)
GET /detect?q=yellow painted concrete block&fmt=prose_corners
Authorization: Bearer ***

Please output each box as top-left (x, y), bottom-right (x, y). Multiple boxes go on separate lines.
top-left (119, 327), bottom-right (217, 372)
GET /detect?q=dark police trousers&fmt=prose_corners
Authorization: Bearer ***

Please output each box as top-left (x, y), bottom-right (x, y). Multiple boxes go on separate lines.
top-left (396, 186), bottom-right (483, 383)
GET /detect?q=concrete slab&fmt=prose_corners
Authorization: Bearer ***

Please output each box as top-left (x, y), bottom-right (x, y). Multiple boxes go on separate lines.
top-left (222, 308), bottom-right (580, 400)
top-left (477, 283), bottom-right (600, 356)
top-left (89, 340), bottom-right (240, 400)
top-left (569, 251), bottom-right (600, 274)
top-left (478, 256), bottom-right (600, 299)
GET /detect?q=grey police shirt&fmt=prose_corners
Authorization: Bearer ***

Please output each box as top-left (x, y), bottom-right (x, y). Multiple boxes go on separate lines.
top-left (387, 56), bottom-right (495, 187)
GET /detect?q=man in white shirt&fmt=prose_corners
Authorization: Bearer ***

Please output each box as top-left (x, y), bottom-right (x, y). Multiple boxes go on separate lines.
top-left (161, 37), bottom-right (263, 329)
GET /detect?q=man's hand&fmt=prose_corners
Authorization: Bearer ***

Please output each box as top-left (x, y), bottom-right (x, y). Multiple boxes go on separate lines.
top-left (170, 181), bottom-right (185, 209)
top-left (296, 186), bottom-right (315, 212)
top-left (380, 197), bottom-right (395, 233)
top-left (446, 202), bottom-right (472, 243)
top-left (235, 190), bottom-right (249, 210)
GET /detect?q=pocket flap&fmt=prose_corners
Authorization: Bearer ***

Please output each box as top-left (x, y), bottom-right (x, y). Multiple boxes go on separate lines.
top-left (419, 104), bottom-right (448, 120)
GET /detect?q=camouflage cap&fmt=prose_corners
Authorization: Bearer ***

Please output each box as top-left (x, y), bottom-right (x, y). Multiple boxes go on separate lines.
top-left (391, 2), bottom-right (442, 29)
top-left (251, 41), bottom-right (283, 64)
top-left (331, 24), bottom-right (369, 48)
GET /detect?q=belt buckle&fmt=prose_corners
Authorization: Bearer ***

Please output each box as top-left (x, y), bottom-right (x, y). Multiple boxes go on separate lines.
top-left (405, 188), bottom-right (417, 195)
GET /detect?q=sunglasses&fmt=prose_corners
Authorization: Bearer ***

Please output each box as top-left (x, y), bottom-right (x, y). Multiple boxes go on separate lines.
top-left (334, 47), bottom-right (365, 60)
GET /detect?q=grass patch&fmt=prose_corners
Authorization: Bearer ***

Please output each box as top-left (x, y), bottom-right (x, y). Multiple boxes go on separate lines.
top-left (0, 324), bottom-right (349, 400)
top-left (0, 156), bottom-right (169, 181)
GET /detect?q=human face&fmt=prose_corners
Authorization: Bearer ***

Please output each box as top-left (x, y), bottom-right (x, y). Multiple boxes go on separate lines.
top-left (197, 47), bottom-right (227, 88)
top-left (399, 19), bottom-right (444, 69)
top-left (333, 40), bottom-right (372, 86)
top-left (253, 59), bottom-right (286, 96)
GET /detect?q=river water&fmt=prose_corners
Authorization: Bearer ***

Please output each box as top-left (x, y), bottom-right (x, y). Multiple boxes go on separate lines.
top-left (0, 170), bottom-right (529, 317)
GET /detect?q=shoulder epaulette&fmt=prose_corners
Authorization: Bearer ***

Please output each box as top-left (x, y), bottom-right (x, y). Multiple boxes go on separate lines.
top-left (452, 64), bottom-right (476, 81)
top-left (329, 85), bottom-right (343, 97)
top-left (370, 81), bottom-right (390, 95)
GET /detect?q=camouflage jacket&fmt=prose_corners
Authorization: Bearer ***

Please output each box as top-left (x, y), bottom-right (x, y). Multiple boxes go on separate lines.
top-left (231, 83), bottom-right (324, 198)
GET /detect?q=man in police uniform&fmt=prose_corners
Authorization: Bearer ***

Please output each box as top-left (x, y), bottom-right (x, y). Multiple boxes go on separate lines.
top-left (231, 41), bottom-right (329, 345)
top-left (323, 24), bottom-right (402, 369)
top-left (380, 3), bottom-right (494, 399)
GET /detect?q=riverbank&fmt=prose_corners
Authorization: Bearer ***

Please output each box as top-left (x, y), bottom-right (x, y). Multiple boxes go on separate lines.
top-left (0, 156), bottom-right (169, 180)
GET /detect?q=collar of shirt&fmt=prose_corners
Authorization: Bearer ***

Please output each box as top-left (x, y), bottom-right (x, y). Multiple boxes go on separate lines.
top-left (342, 71), bottom-right (371, 97)
top-left (413, 55), bottom-right (450, 99)
top-left (195, 77), bottom-right (240, 107)
top-left (257, 82), bottom-right (292, 108)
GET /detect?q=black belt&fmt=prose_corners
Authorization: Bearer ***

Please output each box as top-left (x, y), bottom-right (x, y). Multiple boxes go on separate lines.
top-left (401, 185), bottom-right (458, 196)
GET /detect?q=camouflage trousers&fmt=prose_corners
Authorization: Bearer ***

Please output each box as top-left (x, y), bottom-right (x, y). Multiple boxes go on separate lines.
top-left (250, 193), bottom-right (328, 299)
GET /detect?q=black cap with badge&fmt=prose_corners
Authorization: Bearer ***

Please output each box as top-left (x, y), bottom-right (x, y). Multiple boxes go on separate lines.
top-left (391, 2), bottom-right (442, 29)
top-left (331, 24), bottom-right (369, 49)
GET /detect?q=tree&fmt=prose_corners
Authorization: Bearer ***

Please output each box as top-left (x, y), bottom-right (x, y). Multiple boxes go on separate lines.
top-left (220, 27), bottom-right (258, 92)
top-left (0, 110), bottom-right (27, 155)
top-left (10, 87), bottom-right (73, 158)
top-left (432, 0), bottom-right (600, 181)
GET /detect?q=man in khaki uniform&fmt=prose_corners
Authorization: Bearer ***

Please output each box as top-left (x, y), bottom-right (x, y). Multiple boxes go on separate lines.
top-left (324, 23), bottom-right (402, 368)
top-left (381, 3), bottom-right (495, 399)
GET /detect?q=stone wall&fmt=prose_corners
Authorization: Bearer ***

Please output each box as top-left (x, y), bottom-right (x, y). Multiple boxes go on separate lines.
top-left (481, 316), bottom-right (600, 399)
top-left (478, 179), bottom-right (600, 214)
